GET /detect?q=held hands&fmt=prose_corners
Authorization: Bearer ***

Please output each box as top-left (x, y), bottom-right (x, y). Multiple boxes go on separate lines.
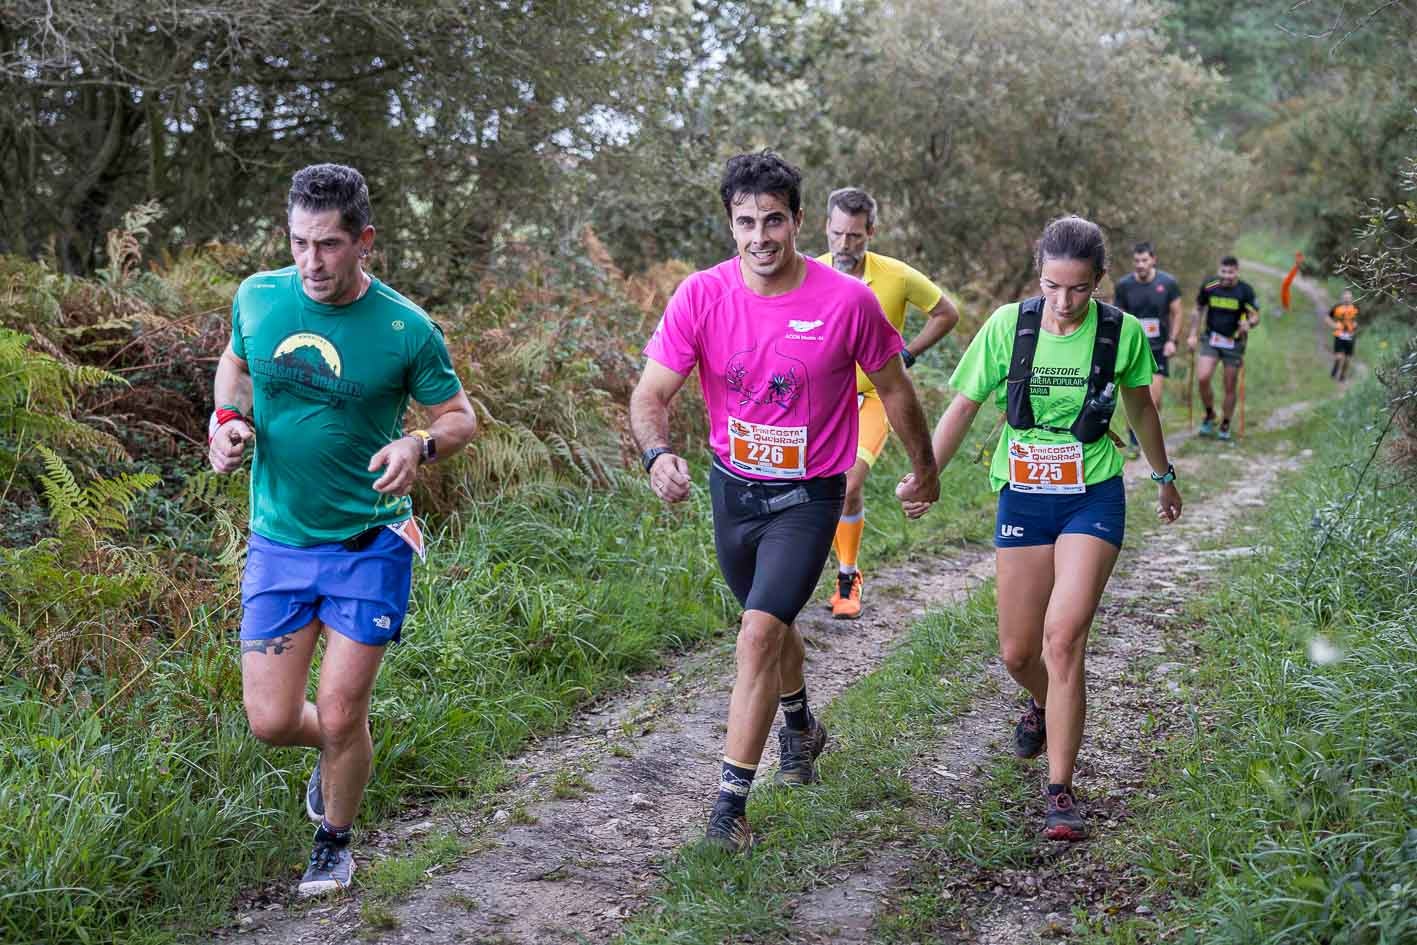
top-left (895, 470), bottom-right (940, 520)
top-left (1156, 481), bottom-right (1183, 524)
top-left (1187, 334), bottom-right (1199, 352)
top-left (209, 420), bottom-right (254, 473)
top-left (648, 453), bottom-right (692, 503)
top-left (369, 436), bottom-right (424, 496)
top-left (1163, 340), bottom-right (1178, 358)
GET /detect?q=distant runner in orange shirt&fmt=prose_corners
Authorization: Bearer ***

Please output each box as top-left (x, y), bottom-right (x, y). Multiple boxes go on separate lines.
top-left (1326, 290), bottom-right (1359, 382)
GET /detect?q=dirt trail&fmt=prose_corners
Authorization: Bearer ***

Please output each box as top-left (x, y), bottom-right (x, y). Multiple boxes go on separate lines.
top-left (227, 264), bottom-right (1332, 945)
top-left (781, 443), bottom-right (1308, 944)
top-left (236, 545), bottom-right (995, 944)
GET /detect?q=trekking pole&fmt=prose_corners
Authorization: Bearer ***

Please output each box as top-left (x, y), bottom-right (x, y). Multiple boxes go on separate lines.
top-left (1238, 364), bottom-right (1246, 438)
top-left (1187, 348), bottom-right (1195, 432)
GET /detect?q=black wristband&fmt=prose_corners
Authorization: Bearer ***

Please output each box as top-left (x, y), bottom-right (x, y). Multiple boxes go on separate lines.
top-left (901, 349), bottom-right (917, 369)
top-left (641, 447), bottom-right (672, 474)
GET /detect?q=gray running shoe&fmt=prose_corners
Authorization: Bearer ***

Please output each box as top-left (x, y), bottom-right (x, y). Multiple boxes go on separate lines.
top-left (1198, 418), bottom-right (1216, 437)
top-left (704, 802), bottom-right (754, 854)
top-left (1013, 701), bottom-right (1046, 759)
top-left (774, 719), bottom-right (829, 786)
top-left (305, 755), bottom-right (324, 824)
top-left (1218, 424), bottom-right (1232, 441)
top-left (298, 839), bottom-right (355, 897)
top-left (1043, 787), bottom-right (1088, 841)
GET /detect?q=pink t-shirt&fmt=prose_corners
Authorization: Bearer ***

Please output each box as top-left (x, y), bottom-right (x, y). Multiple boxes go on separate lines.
top-left (644, 255), bottom-right (904, 481)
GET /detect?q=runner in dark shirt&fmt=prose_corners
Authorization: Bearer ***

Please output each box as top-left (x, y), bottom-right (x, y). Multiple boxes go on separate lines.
top-left (1187, 256), bottom-right (1259, 441)
top-left (1111, 242), bottom-right (1183, 455)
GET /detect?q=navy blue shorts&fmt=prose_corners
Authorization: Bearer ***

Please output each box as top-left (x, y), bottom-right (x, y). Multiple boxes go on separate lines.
top-left (240, 527), bottom-right (414, 647)
top-left (994, 476), bottom-right (1126, 549)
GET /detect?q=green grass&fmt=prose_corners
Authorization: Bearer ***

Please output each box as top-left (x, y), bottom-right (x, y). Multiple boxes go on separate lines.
top-left (361, 832), bottom-right (464, 902)
top-left (1235, 227), bottom-right (1310, 273)
top-left (0, 482), bottom-right (736, 944)
top-left (1077, 370), bottom-right (1417, 945)
top-left (0, 398), bottom-right (1004, 945)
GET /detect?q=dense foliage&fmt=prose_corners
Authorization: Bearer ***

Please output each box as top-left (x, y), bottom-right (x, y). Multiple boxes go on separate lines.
top-left (1166, 0), bottom-right (1417, 267)
top-left (5, 0), bottom-right (1247, 300)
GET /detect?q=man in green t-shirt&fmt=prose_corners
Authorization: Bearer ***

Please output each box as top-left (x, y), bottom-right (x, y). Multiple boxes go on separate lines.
top-left (208, 163), bottom-right (477, 897)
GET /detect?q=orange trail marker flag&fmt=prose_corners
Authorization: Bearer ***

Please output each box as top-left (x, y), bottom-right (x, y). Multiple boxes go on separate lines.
top-left (1280, 251), bottom-right (1303, 313)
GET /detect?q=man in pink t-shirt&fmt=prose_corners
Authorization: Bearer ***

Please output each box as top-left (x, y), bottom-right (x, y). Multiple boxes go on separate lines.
top-left (629, 151), bottom-right (940, 853)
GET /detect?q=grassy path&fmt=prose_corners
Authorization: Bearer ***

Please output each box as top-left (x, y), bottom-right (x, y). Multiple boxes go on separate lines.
top-left (208, 251), bottom-right (1344, 944)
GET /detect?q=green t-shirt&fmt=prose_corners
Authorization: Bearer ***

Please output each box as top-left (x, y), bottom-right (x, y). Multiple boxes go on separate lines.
top-left (949, 300), bottom-right (1156, 493)
top-left (231, 267), bottom-right (463, 546)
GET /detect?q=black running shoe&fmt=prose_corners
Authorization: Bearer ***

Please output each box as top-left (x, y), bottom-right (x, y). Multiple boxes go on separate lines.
top-left (774, 719), bottom-right (829, 786)
top-left (1043, 786), bottom-right (1088, 841)
top-left (1013, 701), bottom-right (1046, 759)
top-left (305, 754), bottom-right (324, 824)
top-left (704, 802), bottom-right (754, 853)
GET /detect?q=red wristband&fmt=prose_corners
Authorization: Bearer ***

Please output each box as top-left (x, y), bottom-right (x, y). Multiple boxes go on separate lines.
top-left (208, 408), bottom-right (249, 444)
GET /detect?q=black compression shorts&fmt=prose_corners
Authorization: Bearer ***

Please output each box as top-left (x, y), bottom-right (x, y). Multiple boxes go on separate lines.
top-left (1334, 337), bottom-right (1355, 355)
top-left (1150, 347), bottom-right (1170, 377)
top-left (708, 460), bottom-right (846, 625)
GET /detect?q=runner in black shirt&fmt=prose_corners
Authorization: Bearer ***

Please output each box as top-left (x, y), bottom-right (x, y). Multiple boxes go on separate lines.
top-left (1112, 242), bottom-right (1183, 455)
top-left (1187, 256), bottom-right (1259, 441)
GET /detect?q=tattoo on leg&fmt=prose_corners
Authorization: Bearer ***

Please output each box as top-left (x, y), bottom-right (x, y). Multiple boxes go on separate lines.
top-left (241, 635), bottom-right (297, 656)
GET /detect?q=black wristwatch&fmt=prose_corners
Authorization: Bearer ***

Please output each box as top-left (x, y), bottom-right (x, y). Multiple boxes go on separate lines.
top-left (901, 349), bottom-right (917, 369)
top-left (641, 446), bottom-right (672, 474)
top-left (1150, 464), bottom-right (1176, 485)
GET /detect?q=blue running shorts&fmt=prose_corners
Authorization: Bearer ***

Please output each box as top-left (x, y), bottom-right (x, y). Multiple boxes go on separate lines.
top-left (994, 475), bottom-right (1126, 550)
top-left (240, 527), bottom-right (414, 647)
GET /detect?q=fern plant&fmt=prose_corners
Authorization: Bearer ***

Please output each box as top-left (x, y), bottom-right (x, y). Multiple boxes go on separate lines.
top-left (35, 445), bottom-right (159, 543)
top-left (0, 328), bottom-right (127, 478)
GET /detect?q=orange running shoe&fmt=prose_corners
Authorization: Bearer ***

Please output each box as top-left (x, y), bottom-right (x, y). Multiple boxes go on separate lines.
top-left (831, 571), bottom-right (863, 620)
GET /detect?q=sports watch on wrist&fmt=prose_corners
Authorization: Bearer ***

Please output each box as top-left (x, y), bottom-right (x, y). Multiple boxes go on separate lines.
top-left (641, 446), bottom-right (672, 474)
top-left (1150, 464), bottom-right (1176, 485)
top-left (408, 429), bottom-right (436, 464)
top-left (901, 349), bottom-right (917, 369)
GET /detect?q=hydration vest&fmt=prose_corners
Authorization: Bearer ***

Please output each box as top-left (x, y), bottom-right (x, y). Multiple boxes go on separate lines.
top-left (1005, 297), bottom-right (1124, 444)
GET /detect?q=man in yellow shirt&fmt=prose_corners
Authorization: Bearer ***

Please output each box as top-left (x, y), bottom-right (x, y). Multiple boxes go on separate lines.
top-left (817, 187), bottom-right (960, 618)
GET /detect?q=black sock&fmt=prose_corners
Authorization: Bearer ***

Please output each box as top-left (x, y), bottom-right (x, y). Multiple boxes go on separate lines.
top-left (1331, 362), bottom-right (1339, 378)
top-left (1046, 782), bottom-right (1071, 798)
top-left (1220, 418), bottom-right (1230, 432)
top-left (1205, 408), bottom-right (1215, 422)
top-left (780, 684), bottom-right (814, 731)
top-left (716, 758), bottom-right (756, 815)
top-left (315, 820), bottom-right (352, 846)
